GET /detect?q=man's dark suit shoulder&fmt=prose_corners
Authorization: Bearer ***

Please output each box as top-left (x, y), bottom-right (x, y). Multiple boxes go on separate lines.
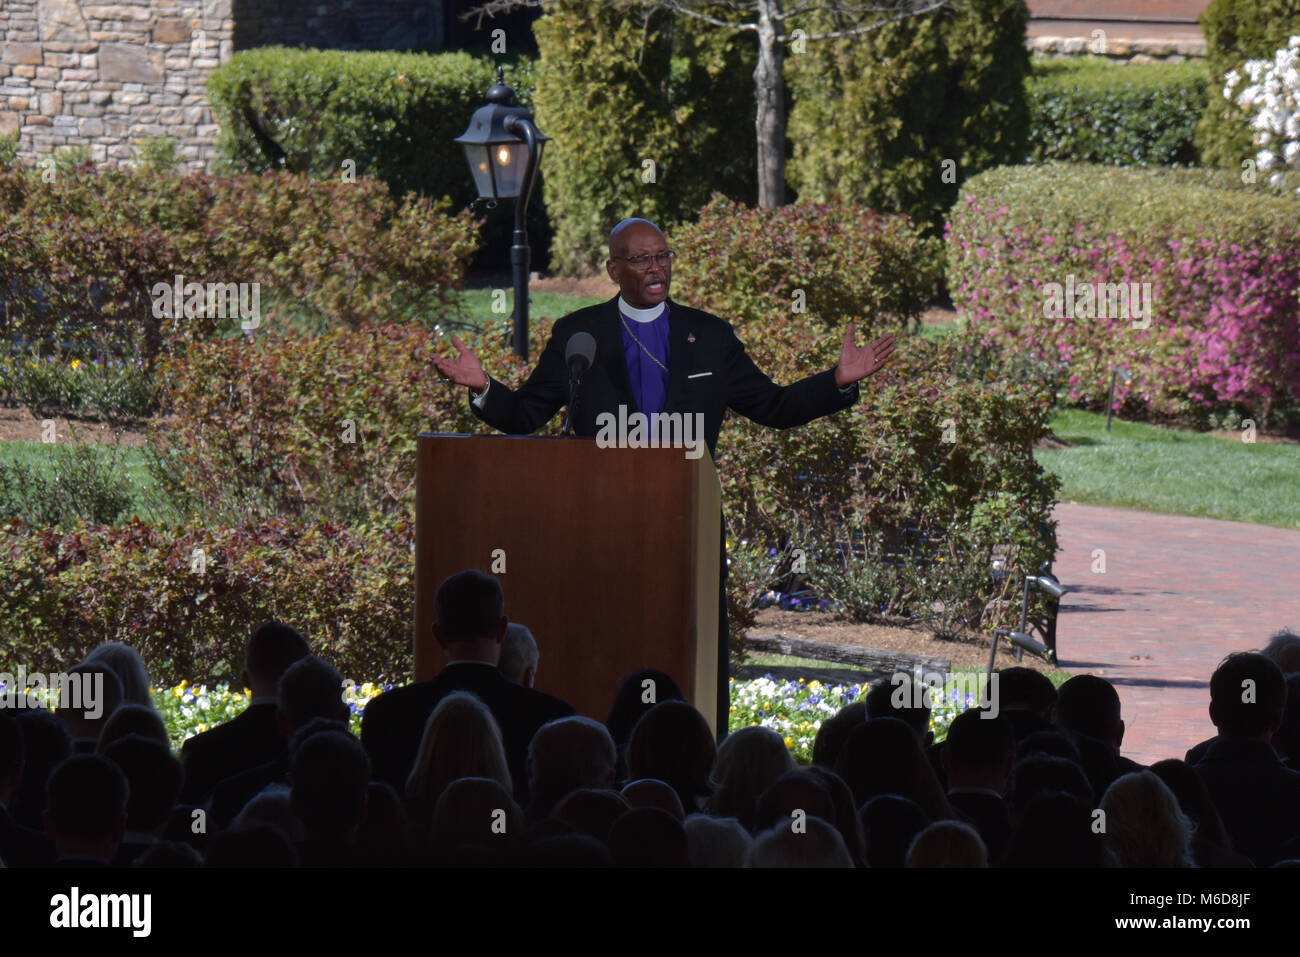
top-left (361, 665), bottom-right (573, 792)
top-left (180, 702), bottom-right (279, 803)
top-left (207, 754), bottom-right (289, 831)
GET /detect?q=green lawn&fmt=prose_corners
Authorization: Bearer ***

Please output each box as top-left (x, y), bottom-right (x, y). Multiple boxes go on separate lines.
top-left (0, 439), bottom-right (163, 520)
top-left (1036, 408), bottom-right (1300, 529)
top-left (453, 288), bottom-right (607, 327)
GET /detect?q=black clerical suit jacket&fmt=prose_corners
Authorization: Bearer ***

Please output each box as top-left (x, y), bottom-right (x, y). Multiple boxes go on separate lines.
top-left (472, 297), bottom-right (859, 455)
top-left (470, 296), bottom-right (859, 736)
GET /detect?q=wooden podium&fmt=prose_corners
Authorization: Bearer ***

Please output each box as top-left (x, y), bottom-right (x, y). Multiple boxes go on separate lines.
top-left (414, 435), bottom-right (723, 736)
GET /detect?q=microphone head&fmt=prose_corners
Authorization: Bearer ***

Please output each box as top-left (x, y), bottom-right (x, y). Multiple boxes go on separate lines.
top-left (565, 331), bottom-right (597, 367)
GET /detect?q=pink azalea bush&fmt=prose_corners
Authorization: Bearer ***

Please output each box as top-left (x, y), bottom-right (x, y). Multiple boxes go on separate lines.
top-left (946, 164), bottom-right (1300, 422)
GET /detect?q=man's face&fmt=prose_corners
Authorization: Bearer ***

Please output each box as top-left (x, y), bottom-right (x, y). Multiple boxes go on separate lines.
top-left (606, 223), bottom-right (671, 309)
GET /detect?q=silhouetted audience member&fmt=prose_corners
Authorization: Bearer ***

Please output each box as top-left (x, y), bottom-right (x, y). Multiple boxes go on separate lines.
top-left (291, 729), bottom-right (371, 867)
top-left (906, 820), bottom-right (988, 868)
top-left (208, 656), bottom-right (349, 829)
top-left (1008, 755), bottom-right (1093, 826)
top-left (805, 765), bottom-right (866, 867)
top-left (746, 816), bottom-right (853, 868)
top-left (498, 623), bottom-right (539, 687)
top-left (181, 621), bottom-right (311, 803)
top-left (859, 795), bottom-right (931, 869)
top-left (1054, 674), bottom-right (1143, 797)
top-left (625, 701), bottom-right (715, 812)
top-left (707, 725), bottom-right (795, 830)
top-left (605, 668), bottom-right (686, 781)
top-left (552, 788), bottom-right (629, 843)
top-left (102, 734), bottom-right (183, 866)
top-left (44, 754), bottom-right (128, 867)
top-left (683, 813), bottom-right (753, 868)
top-left (1279, 672), bottom-right (1300, 772)
top-left (812, 701), bottom-right (867, 769)
top-left (1192, 652), bottom-right (1300, 866)
top-left (1261, 628), bottom-right (1300, 674)
top-left (83, 641), bottom-right (154, 710)
top-left (942, 708), bottom-right (1014, 864)
top-left (1185, 634), bottom-right (1300, 766)
top-left (836, 717), bottom-right (952, 819)
top-left (608, 807), bottom-right (690, 867)
top-left (526, 716), bottom-right (617, 823)
top-left (865, 673), bottom-right (933, 743)
top-left (135, 841), bottom-right (202, 868)
top-left (362, 570), bottom-right (573, 800)
top-left (11, 710), bottom-right (71, 831)
top-left (405, 691), bottom-right (512, 831)
top-left (359, 782), bottom-right (411, 866)
top-left (1015, 729), bottom-right (1083, 766)
top-left (994, 667), bottom-right (1058, 742)
top-left (430, 777), bottom-right (522, 862)
top-left (1100, 771), bottom-right (1193, 867)
top-left (752, 771), bottom-right (835, 836)
top-left (55, 663), bottom-right (123, 752)
top-left (232, 786), bottom-right (301, 844)
top-left (523, 833), bottom-right (613, 868)
top-left (1148, 759), bottom-right (1251, 868)
top-left (1002, 792), bottom-right (1111, 867)
top-left (621, 778), bottom-right (685, 820)
top-left (0, 713), bottom-right (54, 867)
top-left (97, 703), bottom-right (169, 753)
top-left (205, 823), bottom-right (299, 867)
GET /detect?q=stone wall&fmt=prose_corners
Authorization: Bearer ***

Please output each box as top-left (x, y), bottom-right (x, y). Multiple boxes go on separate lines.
top-left (0, 0), bottom-right (445, 172)
top-left (1027, 35), bottom-right (1207, 62)
top-left (1, 0), bottom-right (233, 169)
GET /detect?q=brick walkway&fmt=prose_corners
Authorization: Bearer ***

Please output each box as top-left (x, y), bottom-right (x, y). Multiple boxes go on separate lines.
top-left (1052, 503), bottom-right (1300, 765)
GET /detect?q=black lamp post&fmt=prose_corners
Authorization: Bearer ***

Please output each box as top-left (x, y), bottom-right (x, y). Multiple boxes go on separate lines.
top-left (455, 67), bottom-right (548, 360)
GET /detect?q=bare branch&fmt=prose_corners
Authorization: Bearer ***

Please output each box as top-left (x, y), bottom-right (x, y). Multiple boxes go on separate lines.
top-left (778, 0), bottom-right (949, 41)
top-left (634, 0), bottom-right (759, 30)
top-left (459, 0), bottom-right (545, 28)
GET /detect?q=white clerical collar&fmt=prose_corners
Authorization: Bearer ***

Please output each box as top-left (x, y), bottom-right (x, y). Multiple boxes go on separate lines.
top-left (618, 297), bottom-right (667, 323)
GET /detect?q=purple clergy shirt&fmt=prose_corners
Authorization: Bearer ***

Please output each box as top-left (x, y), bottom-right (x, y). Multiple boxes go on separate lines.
top-left (620, 305), bottom-right (671, 415)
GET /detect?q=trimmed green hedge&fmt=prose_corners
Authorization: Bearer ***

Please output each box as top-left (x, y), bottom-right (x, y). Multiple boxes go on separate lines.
top-left (207, 48), bottom-right (536, 201)
top-left (1197, 0), bottom-right (1300, 169)
top-left (787, 0), bottom-right (1031, 232)
top-left (207, 48), bottom-right (541, 269)
top-left (672, 195), bottom-right (942, 334)
top-left (1027, 56), bottom-right (1206, 166)
top-left (531, 0), bottom-right (756, 273)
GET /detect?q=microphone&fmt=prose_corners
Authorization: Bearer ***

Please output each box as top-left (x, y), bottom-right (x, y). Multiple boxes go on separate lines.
top-left (563, 332), bottom-right (596, 437)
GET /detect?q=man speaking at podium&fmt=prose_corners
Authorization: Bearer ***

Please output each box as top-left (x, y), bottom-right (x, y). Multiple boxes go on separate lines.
top-left (433, 217), bottom-right (896, 734)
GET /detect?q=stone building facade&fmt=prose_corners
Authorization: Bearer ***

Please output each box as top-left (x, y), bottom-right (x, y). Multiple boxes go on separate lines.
top-left (0, 0), bottom-right (446, 171)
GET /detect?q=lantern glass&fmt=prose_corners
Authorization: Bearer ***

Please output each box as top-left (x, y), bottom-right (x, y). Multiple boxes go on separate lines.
top-left (460, 144), bottom-right (496, 200)
top-left (490, 141), bottom-right (528, 199)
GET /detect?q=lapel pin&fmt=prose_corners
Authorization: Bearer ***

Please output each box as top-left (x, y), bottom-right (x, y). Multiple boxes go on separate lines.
top-left (687, 332), bottom-right (696, 343)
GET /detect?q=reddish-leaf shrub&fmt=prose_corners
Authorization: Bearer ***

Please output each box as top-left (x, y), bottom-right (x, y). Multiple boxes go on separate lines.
top-left (0, 165), bottom-right (479, 370)
top-left (0, 516), bottom-right (414, 685)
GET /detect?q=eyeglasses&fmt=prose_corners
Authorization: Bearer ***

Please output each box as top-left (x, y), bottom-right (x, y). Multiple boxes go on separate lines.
top-left (611, 250), bottom-right (676, 270)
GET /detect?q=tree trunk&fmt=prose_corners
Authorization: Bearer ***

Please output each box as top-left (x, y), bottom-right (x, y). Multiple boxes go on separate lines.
top-left (754, 0), bottom-right (786, 208)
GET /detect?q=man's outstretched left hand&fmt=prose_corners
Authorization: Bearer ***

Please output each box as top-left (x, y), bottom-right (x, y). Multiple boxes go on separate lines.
top-left (834, 323), bottom-right (897, 388)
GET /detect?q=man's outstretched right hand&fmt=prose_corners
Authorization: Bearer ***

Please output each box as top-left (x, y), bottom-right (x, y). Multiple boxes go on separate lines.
top-left (433, 335), bottom-right (489, 392)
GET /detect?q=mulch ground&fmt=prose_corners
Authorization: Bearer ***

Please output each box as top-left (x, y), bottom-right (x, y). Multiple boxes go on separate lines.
top-left (747, 607), bottom-right (1055, 673)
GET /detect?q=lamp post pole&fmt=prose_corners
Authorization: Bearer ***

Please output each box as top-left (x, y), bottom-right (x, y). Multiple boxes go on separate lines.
top-left (504, 114), bottom-right (541, 360)
top-left (455, 68), bottom-right (548, 362)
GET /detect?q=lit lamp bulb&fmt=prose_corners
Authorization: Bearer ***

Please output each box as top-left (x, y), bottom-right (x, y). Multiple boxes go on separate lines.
top-left (495, 145), bottom-right (512, 166)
